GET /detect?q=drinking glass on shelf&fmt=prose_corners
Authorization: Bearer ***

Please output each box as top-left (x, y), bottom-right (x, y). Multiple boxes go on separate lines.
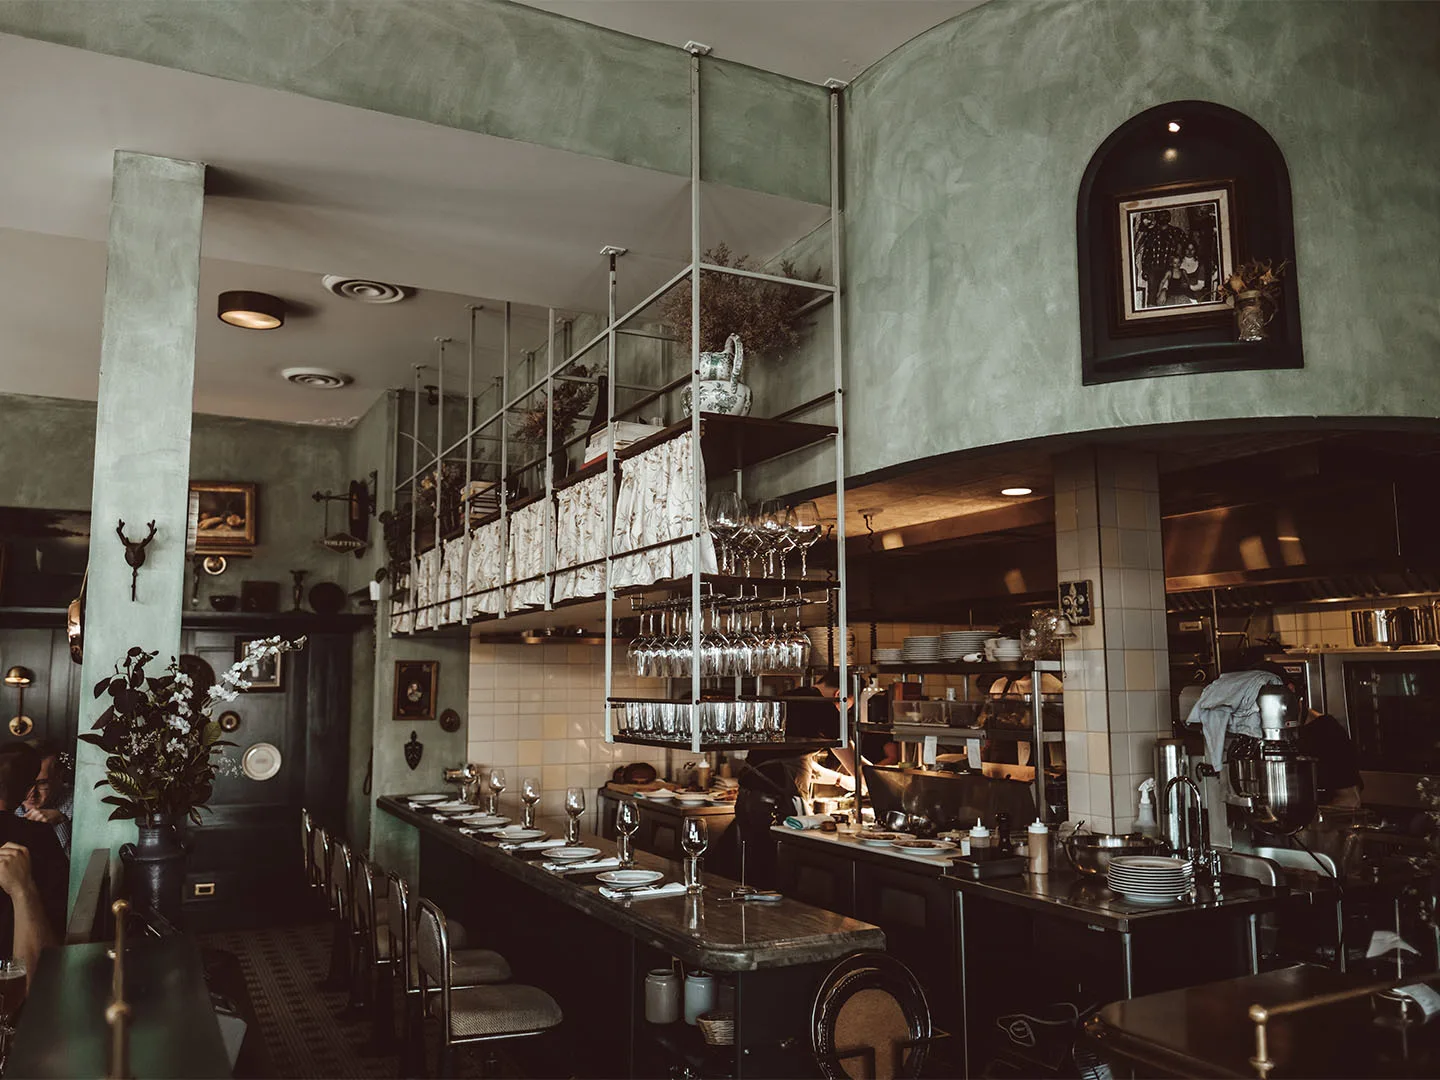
top-left (681, 816), bottom-right (709, 892)
top-left (488, 768), bottom-right (507, 815)
top-left (789, 501), bottom-right (823, 578)
top-left (564, 786), bottom-right (586, 844)
top-left (757, 499), bottom-right (790, 578)
top-left (520, 776), bottom-right (541, 828)
top-left (616, 799), bottom-right (640, 869)
top-left (708, 491), bottom-right (748, 575)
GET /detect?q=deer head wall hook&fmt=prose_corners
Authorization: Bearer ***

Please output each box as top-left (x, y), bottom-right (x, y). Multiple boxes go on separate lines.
top-left (116, 519), bottom-right (157, 602)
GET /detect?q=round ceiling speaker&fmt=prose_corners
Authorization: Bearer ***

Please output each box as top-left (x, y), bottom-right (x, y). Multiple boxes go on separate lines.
top-left (282, 367), bottom-right (352, 389)
top-left (321, 275), bottom-right (408, 304)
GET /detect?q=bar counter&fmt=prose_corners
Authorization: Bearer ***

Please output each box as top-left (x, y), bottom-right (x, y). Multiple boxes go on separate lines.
top-left (379, 794), bottom-right (885, 1078)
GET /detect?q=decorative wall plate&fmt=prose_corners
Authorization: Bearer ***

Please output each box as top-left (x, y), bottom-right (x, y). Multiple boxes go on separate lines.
top-left (438, 708), bottom-right (461, 733)
top-left (241, 742), bottom-right (282, 781)
top-left (218, 711), bottom-right (241, 733)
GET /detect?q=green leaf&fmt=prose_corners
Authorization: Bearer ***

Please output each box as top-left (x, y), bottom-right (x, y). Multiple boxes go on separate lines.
top-left (77, 733), bottom-right (108, 749)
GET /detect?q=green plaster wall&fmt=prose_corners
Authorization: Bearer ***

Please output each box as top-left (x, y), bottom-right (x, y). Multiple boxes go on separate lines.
top-left (841, 0), bottom-right (1440, 478)
top-left (0, 0), bottom-right (828, 204)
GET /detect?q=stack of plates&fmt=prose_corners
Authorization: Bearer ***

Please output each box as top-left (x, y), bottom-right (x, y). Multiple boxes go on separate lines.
top-left (940, 631), bottom-right (992, 660)
top-left (987, 637), bottom-right (1024, 662)
top-left (806, 627), bottom-right (856, 666)
top-left (1106, 855), bottom-right (1193, 904)
top-left (873, 648), bottom-right (904, 664)
top-left (901, 636), bottom-right (940, 662)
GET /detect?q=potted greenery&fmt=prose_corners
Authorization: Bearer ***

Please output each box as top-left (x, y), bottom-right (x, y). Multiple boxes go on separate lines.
top-left (83, 636), bottom-right (306, 920)
top-left (661, 244), bottom-right (819, 416)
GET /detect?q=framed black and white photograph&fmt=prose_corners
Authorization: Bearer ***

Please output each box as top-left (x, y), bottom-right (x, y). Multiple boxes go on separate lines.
top-left (233, 636), bottom-right (284, 691)
top-left (1117, 184), bottom-right (1235, 328)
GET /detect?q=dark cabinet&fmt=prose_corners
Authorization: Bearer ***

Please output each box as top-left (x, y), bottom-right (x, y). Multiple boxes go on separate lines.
top-left (775, 836), bottom-right (856, 916)
top-left (854, 859), bottom-right (959, 1034)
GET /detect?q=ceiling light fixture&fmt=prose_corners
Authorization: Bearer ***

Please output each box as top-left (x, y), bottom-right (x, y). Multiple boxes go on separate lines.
top-left (1167, 120), bottom-right (1181, 133)
top-left (1001, 487), bottom-right (1033, 497)
top-left (1162, 148), bottom-right (1179, 162)
top-left (217, 290), bottom-right (284, 330)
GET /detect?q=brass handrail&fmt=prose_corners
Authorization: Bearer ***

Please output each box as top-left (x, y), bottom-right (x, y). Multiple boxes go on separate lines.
top-left (1248, 971), bottom-right (1440, 1076)
top-left (106, 899), bottom-right (131, 1080)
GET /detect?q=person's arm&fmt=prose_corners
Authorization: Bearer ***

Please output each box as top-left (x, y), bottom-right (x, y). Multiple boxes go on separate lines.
top-left (0, 843), bottom-right (56, 985)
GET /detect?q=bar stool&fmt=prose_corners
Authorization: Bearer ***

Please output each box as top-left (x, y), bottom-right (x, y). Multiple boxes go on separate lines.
top-left (385, 872), bottom-right (513, 1073)
top-left (416, 897), bottom-right (561, 1078)
top-left (810, 952), bottom-right (933, 1080)
top-left (315, 828), bottom-right (349, 990)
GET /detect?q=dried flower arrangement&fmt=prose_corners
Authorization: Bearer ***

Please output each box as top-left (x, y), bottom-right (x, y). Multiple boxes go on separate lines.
top-left (1221, 259), bottom-right (1288, 301)
top-left (660, 243), bottom-right (821, 361)
top-left (515, 365), bottom-right (595, 443)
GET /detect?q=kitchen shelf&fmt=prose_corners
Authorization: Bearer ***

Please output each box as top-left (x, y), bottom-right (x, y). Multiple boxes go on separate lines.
top-left (612, 734), bottom-right (839, 753)
top-left (876, 660), bottom-right (1062, 676)
top-left (859, 721), bottom-right (1063, 743)
top-left (615, 413), bottom-right (836, 477)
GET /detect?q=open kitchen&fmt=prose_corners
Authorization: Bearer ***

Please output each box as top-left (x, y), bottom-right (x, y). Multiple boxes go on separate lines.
top-left (0, 3), bottom-right (1437, 1079)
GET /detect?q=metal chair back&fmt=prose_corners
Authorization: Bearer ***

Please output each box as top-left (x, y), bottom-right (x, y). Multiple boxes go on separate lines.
top-left (811, 951), bottom-right (932, 1080)
top-left (385, 872), bottom-right (412, 992)
top-left (416, 897), bottom-right (454, 1041)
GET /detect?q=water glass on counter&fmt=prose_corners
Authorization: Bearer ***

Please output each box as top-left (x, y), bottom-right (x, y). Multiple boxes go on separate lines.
top-left (488, 768), bottom-right (507, 815)
top-left (564, 786), bottom-right (586, 844)
top-left (521, 776), bottom-right (541, 828)
top-left (616, 799), bottom-right (639, 869)
top-left (682, 816), bottom-right (708, 893)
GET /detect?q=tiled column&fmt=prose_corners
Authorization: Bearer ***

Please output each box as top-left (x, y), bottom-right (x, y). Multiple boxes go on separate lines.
top-left (71, 152), bottom-right (205, 898)
top-left (1054, 448), bottom-right (1170, 833)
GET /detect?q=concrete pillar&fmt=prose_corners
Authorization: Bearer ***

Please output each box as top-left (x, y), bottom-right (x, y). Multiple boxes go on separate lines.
top-left (1054, 448), bottom-right (1171, 833)
top-left (70, 152), bottom-right (205, 900)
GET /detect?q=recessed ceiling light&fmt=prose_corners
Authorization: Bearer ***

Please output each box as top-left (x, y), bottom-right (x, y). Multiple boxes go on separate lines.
top-left (1001, 487), bottom-right (1033, 497)
top-left (1167, 120), bottom-right (1181, 133)
top-left (1162, 148), bottom-right (1179, 162)
top-left (218, 290), bottom-right (284, 330)
top-left (282, 367), bottom-right (352, 389)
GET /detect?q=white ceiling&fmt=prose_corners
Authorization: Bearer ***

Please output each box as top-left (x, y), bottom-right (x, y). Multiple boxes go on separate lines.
top-left (0, 31), bottom-right (828, 422)
top-left (515, 0), bottom-right (984, 84)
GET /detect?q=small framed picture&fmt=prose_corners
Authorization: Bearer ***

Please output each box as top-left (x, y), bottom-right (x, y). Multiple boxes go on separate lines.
top-left (394, 660), bottom-right (439, 721)
top-left (1116, 183), bottom-right (1236, 331)
top-left (189, 482), bottom-right (257, 554)
top-left (234, 636), bottom-right (284, 691)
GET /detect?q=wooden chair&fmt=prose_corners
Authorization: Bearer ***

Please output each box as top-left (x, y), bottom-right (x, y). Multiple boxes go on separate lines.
top-left (415, 897), bottom-right (560, 1077)
top-left (811, 952), bottom-right (933, 1080)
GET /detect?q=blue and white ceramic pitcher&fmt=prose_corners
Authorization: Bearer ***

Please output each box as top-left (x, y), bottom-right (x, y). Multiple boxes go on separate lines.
top-left (682, 334), bottom-right (752, 417)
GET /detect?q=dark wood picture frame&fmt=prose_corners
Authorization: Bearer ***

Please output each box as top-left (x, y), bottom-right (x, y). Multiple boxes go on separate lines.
top-left (394, 659), bottom-right (439, 721)
top-left (233, 635), bottom-right (284, 691)
top-left (1113, 179), bottom-right (1238, 336)
top-left (189, 481), bottom-right (258, 554)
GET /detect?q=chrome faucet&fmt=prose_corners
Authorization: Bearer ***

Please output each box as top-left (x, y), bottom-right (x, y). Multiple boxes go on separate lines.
top-left (1163, 774), bottom-right (1223, 895)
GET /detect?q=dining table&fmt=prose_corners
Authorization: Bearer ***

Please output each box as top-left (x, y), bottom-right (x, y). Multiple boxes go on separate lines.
top-left (378, 794), bottom-right (885, 1078)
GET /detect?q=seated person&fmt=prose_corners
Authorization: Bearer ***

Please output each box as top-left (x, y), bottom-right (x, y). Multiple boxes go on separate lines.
top-left (19, 740), bottom-right (73, 859)
top-left (0, 745), bottom-right (64, 982)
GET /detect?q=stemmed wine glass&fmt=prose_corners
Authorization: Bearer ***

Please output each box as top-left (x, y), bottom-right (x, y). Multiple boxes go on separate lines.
top-left (488, 768), bottom-right (507, 815)
top-left (757, 499), bottom-right (790, 577)
top-left (789, 501), bottom-right (822, 578)
top-left (707, 491), bottom-right (748, 575)
top-left (681, 816), bottom-right (709, 893)
top-left (520, 776), bottom-right (541, 828)
top-left (564, 786), bottom-right (586, 844)
top-left (616, 799), bottom-right (640, 868)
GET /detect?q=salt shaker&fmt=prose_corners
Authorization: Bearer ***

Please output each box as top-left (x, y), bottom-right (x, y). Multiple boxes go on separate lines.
top-left (1027, 819), bottom-right (1050, 875)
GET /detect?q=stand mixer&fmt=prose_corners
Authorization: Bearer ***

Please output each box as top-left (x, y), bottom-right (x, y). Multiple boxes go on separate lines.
top-left (1226, 684), bottom-right (1320, 836)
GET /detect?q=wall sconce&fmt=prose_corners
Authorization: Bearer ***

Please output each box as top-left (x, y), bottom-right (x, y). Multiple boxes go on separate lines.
top-left (5, 666), bottom-right (35, 737)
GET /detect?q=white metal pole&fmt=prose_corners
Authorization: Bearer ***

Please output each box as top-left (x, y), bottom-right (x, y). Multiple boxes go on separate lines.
top-left (687, 44), bottom-right (706, 755)
top-left (498, 303), bottom-right (510, 620)
top-left (830, 84), bottom-right (850, 750)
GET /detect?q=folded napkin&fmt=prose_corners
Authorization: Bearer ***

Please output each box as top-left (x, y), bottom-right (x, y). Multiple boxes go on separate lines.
top-left (600, 882), bottom-right (687, 902)
top-left (500, 838), bottom-right (566, 852)
top-left (783, 814), bottom-right (830, 831)
top-left (544, 857), bottom-right (621, 874)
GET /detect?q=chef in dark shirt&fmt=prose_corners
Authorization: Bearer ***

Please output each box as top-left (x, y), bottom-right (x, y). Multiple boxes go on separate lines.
top-left (1296, 709), bottom-right (1363, 807)
top-left (0, 744), bottom-right (64, 978)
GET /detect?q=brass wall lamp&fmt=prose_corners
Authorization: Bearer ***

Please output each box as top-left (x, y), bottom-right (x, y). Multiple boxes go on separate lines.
top-left (5, 666), bottom-right (34, 737)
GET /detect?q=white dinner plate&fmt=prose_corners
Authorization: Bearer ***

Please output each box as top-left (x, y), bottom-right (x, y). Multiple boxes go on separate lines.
top-left (431, 801), bottom-right (474, 813)
top-left (495, 828), bottom-right (546, 842)
top-left (241, 742), bottom-right (281, 781)
top-left (547, 846), bottom-right (602, 862)
top-left (409, 794), bottom-right (448, 803)
top-left (1109, 855), bottom-right (1191, 872)
top-left (596, 869), bottom-right (663, 888)
top-left (457, 815), bottom-right (508, 827)
top-left (892, 839), bottom-right (956, 855)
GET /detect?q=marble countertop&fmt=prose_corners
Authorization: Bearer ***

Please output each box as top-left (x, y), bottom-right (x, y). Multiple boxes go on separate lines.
top-left (379, 795), bottom-right (884, 971)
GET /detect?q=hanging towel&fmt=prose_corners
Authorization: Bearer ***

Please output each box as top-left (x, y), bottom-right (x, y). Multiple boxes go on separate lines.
top-left (1185, 670), bottom-right (1281, 771)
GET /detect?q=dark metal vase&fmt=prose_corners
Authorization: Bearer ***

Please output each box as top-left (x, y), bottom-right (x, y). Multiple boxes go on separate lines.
top-left (120, 817), bottom-right (187, 923)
